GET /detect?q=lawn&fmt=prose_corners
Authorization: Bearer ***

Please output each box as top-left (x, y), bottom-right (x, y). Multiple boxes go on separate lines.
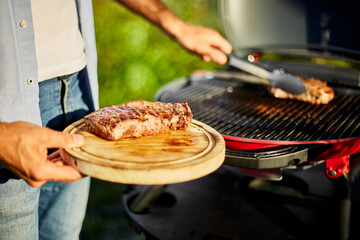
top-left (81, 0), bottom-right (226, 239)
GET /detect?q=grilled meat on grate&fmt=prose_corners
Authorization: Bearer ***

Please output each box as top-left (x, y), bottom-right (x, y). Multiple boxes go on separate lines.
top-left (269, 77), bottom-right (335, 105)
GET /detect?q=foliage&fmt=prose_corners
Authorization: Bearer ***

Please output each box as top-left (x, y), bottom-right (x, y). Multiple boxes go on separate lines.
top-left (93, 0), bottom-right (224, 107)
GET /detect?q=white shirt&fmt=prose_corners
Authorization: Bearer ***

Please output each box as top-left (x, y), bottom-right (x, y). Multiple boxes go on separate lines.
top-left (30, 0), bottom-right (87, 81)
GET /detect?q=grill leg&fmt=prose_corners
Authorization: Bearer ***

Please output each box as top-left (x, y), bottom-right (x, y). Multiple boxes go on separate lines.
top-left (332, 173), bottom-right (352, 240)
top-left (329, 157), bottom-right (360, 240)
top-left (129, 185), bottom-right (167, 213)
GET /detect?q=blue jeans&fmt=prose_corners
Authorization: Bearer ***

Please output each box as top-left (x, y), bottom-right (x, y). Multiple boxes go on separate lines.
top-left (0, 72), bottom-right (91, 240)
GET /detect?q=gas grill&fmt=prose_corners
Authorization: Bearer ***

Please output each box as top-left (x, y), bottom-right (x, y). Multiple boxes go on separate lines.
top-left (124, 69), bottom-right (360, 239)
top-left (150, 67), bottom-right (360, 237)
top-left (155, 71), bottom-right (360, 171)
top-left (122, 1), bottom-right (360, 239)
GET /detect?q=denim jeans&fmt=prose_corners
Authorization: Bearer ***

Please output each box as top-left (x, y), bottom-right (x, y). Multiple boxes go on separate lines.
top-left (0, 72), bottom-right (91, 240)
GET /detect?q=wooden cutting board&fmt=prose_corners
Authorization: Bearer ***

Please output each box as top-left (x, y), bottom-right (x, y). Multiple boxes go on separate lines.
top-left (63, 119), bottom-right (225, 185)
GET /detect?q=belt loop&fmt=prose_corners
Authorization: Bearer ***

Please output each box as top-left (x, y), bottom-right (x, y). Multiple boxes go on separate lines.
top-left (58, 73), bottom-right (73, 115)
top-left (59, 78), bottom-right (69, 115)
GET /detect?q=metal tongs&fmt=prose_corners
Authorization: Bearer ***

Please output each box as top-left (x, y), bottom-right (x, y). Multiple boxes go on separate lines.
top-left (226, 53), bottom-right (306, 94)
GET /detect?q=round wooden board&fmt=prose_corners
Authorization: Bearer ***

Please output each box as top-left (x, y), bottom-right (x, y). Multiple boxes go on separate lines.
top-left (63, 119), bottom-right (225, 184)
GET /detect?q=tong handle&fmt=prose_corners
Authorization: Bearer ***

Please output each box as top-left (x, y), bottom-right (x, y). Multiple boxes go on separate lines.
top-left (226, 53), bottom-right (307, 94)
top-left (227, 53), bottom-right (271, 79)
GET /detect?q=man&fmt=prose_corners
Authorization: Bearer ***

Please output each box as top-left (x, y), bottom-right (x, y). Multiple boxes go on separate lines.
top-left (0, 0), bottom-right (232, 239)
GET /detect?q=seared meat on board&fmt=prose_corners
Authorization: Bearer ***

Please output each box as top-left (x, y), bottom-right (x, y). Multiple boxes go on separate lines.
top-left (269, 77), bottom-right (334, 105)
top-left (84, 100), bottom-right (193, 140)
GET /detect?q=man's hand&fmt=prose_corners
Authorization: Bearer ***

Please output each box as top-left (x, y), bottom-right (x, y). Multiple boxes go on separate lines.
top-left (0, 121), bottom-right (84, 187)
top-left (118, 0), bottom-right (232, 64)
top-left (172, 22), bottom-right (232, 65)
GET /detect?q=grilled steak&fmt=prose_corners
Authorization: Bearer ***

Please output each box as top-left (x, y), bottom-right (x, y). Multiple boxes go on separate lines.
top-left (269, 77), bottom-right (334, 105)
top-left (84, 100), bottom-right (193, 140)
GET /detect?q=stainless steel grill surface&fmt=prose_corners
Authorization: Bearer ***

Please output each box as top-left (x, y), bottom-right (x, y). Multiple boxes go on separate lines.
top-left (156, 75), bottom-right (360, 142)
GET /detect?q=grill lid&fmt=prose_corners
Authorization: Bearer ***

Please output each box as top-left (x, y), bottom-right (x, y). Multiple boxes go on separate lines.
top-left (219, 0), bottom-right (360, 60)
top-left (156, 74), bottom-right (360, 142)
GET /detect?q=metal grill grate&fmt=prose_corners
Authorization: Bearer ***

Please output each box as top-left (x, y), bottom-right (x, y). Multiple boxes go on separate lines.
top-left (157, 76), bottom-right (360, 141)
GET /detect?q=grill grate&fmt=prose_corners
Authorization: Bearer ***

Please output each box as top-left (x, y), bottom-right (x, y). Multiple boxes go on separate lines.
top-left (157, 76), bottom-right (360, 142)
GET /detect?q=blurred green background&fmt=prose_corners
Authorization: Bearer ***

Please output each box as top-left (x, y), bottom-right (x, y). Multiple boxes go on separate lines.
top-left (82, 0), bottom-right (226, 239)
top-left (94, 0), bottom-right (223, 107)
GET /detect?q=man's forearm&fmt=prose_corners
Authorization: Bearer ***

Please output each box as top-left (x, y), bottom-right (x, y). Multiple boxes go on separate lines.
top-left (116, 0), bottom-right (185, 39)
top-left (116, 0), bottom-right (232, 64)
